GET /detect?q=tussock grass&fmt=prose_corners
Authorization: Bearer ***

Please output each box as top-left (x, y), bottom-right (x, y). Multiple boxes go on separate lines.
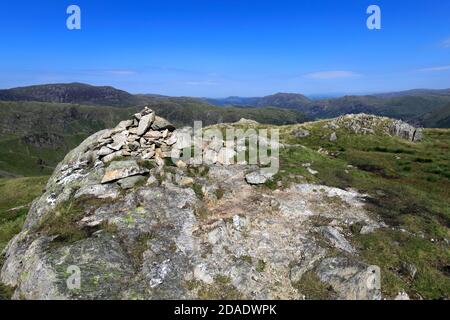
top-left (0, 176), bottom-right (48, 252)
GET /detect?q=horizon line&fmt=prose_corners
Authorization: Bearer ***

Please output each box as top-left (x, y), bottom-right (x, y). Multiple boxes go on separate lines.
top-left (1, 81), bottom-right (449, 100)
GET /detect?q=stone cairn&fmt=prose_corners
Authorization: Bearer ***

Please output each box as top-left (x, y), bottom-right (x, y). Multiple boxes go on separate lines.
top-left (92, 107), bottom-right (177, 167)
top-left (85, 107), bottom-right (271, 186)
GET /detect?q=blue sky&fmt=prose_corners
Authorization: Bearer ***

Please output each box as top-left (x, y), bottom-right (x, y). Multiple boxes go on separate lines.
top-left (0, 0), bottom-right (449, 97)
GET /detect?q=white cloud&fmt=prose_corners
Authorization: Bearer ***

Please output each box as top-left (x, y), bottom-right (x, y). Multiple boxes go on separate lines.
top-left (304, 70), bottom-right (360, 79)
top-left (418, 65), bottom-right (450, 72)
top-left (106, 70), bottom-right (137, 75)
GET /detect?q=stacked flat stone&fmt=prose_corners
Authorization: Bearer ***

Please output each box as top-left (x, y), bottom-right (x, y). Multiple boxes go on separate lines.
top-left (92, 107), bottom-right (177, 166)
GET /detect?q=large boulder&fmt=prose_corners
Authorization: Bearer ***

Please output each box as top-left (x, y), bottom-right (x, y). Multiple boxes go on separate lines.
top-left (316, 257), bottom-right (381, 300)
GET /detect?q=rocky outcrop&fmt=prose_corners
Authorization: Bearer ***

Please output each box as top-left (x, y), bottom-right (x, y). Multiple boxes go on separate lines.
top-left (316, 257), bottom-right (381, 300)
top-left (244, 170), bottom-right (274, 185)
top-left (329, 114), bottom-right (423, 142)
top-left (0, 108), bottom-right (385, 300)
top-left (390, 119), bottom-right (423, 142)
top-left (21, 133), bottom-right (65, 148)
top-left (291, 128), bottom-right (310, 138)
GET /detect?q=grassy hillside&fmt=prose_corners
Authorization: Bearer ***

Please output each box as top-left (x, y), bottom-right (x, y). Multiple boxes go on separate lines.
top-left (0, 134), bottom-right (87, 177)
top-left (414, 104), bottom-right (450, 128)
top-left (0, 101), bottom-right (139, 177)
top-left (0, 176), bottom-right (48, 251)
top-left (0, 101), bottom-right (137, 136)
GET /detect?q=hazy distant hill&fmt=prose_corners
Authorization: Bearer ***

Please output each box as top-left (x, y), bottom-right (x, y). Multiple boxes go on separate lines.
top-left (373, 88), bottom-right (450, 98)
top-left (0, 83), bottom-right (307, 125)
top-left (0, 83), bottom-right (144, 107)
top-left (313, 94), bottom-right (450, 121)
top-left (207, 89), bottom-right (450, 126)
top-left (1, 83), bottom-right (450, 128)
top-left (206, 92), bottom-right (312, 110)
top-left (413, 103), bottom-right (450, 128)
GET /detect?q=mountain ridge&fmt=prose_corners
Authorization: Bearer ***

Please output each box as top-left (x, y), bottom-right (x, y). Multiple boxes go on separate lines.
top-left (1, 83), bottom-right (450, 128)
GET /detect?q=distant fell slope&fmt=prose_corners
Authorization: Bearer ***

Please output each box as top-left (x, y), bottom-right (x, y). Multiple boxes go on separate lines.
top-left (206, 89), bottom-right (450, 126)
top-left (256, 93), bottom-right (312, 109)
top-left (374, 88), bottom-right (450, 98)
top-left (413, 104), bottom-right (450, 128)
top-left (206, 92), bottom-right (312, 110)
top-left (313, 94), bottom-right (450, 121)
top-left (0, 83), bottom-right (144, 107)
top-left (2, 83), bottom-right (450, 127)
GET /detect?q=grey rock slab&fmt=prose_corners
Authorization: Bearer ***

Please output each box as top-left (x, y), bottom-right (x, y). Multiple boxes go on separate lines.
top-left (245, 170), bottom-right (274, 185)
top-left (217, 147), bottom-right (236, 165)
top-left (330, 132), bottom-right (337, 142)
top-left (137, 113), bottom-right (155, 136)
top-left (108, 132), bottom-right (128, 151)
top-left (146, 175), bottom-right (159, 186)
top-left (207, 137), bottom-right (224, 152)
top-left (316, 257), bottom-right (381, 300)
top-left (203, 149), bottom-right (218, 165)
top-left (102, 150), bottom-right (124, 163)
top-left (114, 120), bottom-right (133, 132)
top-left (292, 128), bottom-right (310, 138)
top-left (236, 118), bottom-right (259, 125)
top-left (0, 236), bottom-right (66, 300)
top-left (165, 134), bottom-right (177, 146)
top-left (142, 149), bottom-right (156, 160)
top-left (74, 183), bottom-right (120, 199)
top-left (394, 291), bottom-right (410, 300)
top-left (144, 130), bottom-right (162, 139)
top-left (400, 262), bottom-right (417, 280)
top-left (117, 175), bottom-right (146, 189)
top-left (172, 128), bottom-right (193, 150)
top-left (320, 226), bottom-right (355, 254)
top-left (360, 223), bottom-right (380, 234)
top-left (101, 160), bottom-right (149, 183)
top-left (97, 146), bottom-right (114, 157)
top-left (289, 244), bottom-right (326, 283)
top-left (151, 116), bottom-right (176, 131)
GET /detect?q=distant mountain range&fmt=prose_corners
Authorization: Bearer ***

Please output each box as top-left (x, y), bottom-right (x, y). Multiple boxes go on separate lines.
top-left (205, 89), bottom-right (450, 127)
top-left (1, 82), bottom-right (449, 177)
top-left (1, 83), bottom-right (450, 128)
